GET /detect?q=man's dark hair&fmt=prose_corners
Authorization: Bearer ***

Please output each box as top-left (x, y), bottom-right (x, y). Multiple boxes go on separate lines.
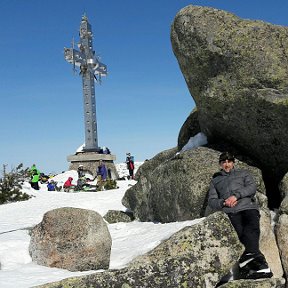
top-left (219, 152), bottom-right (235, 163)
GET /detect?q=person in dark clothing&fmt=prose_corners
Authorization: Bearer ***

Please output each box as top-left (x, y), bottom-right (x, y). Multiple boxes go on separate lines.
top-left (97, 160), bottom-right (107, 181)
top-left (126, 153), bottom-right (135, 180)
top-left (30, 169), bottom-right (40, 190)
top-left (77, 165), bottom-right (85, 178)
top-left (208, 152), bottom-right (272, 279)
top-left (96, 160), bottom-right (107, 190)
top-left (47, 180), bottom-right (56, 191)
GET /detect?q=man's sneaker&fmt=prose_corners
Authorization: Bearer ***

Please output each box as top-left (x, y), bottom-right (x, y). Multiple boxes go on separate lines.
top-left (238, 252), bottom-right (258, 279)
top-left (246, 254), bottom-right (273, 279)
top-left (239, 252), bottom-right (258, 269)
top-left (239, 253), bottom-right (273, 279)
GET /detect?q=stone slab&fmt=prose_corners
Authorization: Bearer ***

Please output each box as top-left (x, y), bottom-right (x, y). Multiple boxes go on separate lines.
top-left (67, 153), bottom-right (116, 162)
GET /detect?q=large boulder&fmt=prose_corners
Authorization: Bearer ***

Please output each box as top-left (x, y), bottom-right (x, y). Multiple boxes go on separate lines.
top-left (275, 214), bottom-right (288, 283)
top-left (122, 147), bottom-right (178, 221)
top-left (220, 278), bottom-right (285, 288)
top-left (279, 172), bottom-right (288, 199)
top-left (35, 212), bottom-right (244, 288)
top-left (134, 147), bottom-right (178, 180)
top-left (178, 108), bottom-right (201, 150)
top-left (259, 209), bottom-right (283, 278)
top-left (171, 5), bottom-right (288, 178)
top-left (279, 196), bottom-right (288, 215)
top-left (279, 173), bottom-right (288, 214)
top-left (122, 146), bottom-right (266, 223)
top-left (29, 207), bottom-right (112, 271)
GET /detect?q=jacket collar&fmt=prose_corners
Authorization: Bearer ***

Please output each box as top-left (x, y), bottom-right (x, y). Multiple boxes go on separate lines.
top-left (220, 168), bottom-right (235, 176)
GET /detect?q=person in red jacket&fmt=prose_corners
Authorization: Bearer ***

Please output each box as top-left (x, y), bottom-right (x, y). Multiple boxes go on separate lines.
top-left (63, 177), bottom-right (75, 192)
top-left (126, 153), bottom-right (135, 180)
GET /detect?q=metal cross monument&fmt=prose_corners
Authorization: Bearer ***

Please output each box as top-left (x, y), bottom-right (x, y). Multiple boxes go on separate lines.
top-left (64, 15), bottom-right (107, 152)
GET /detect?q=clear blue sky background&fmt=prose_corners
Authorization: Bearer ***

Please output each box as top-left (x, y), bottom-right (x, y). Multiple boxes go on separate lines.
top-left (1, 0), bottom-right (288, 174)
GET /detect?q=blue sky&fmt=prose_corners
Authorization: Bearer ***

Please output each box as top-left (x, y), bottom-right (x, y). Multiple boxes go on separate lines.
top-left (1, 0), bottom-right (288, 174)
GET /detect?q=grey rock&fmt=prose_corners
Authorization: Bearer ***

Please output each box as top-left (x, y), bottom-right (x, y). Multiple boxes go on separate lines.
top-left (275, 214), bottom-right (288, 283)
top-left (122, 147), bottom-right (178, 221)
top-left (103, 210), bottom-right (134, 224)
top-left (34, 212), bottom-right (244, 288)
top-left (29, 207), bottom-right (112, 272)
top-left (279, 173), bottom-right (288, 214)
top-left (219, 278), bottom-right (285, 288)
top-left (134, 147), bottom-right (178, 180)
top-left (171, 5), bottom-right (288, 177)
top-left (259, 209), bottom-right (283, 278)
top-left (280, 196), bottom-right (288, 215)
top-left (178, 108), bottom-right (201, 150)
top-left (279, 173), bottom-right (288, 199)
top-left (123, 146), bottom-right (266, 223)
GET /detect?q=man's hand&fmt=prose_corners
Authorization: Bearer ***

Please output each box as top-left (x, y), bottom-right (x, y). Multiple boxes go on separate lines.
top-left (224, 195), bottom-right (238, 207)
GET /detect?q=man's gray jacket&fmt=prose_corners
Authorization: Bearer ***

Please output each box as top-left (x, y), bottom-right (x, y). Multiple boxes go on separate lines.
top-left (208, 168), bottom-right (258, 214)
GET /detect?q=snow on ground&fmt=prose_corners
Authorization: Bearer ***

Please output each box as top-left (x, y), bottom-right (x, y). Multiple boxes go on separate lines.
top-left (0, 163), bottom-right (202, 288)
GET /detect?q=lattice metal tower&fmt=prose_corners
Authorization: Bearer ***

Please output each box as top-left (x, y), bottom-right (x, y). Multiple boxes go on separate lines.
top-left (64, 15), bottom-right (107, 152)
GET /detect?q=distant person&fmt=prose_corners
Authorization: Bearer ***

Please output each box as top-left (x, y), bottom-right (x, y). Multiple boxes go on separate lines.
top-left (96, 160), bottom-right (107, 190)
top-left (30, 169), bottom-right (40, 190)
top-left (208, 152), bottom-right (273, 279)
top-left (97, 160), bottom-right (107, 181)
top-left (63, 177), bottom-right (75, 192)
top-left (126, 153), bottom-right (135, 180)
top-left (77, 165), bottom-right (85, 178)
top-left (29, 164), bottom-right (40, 177)
top-left (102, 146), bottom-right (111, 154)
top-left (39, 173), bottom-right (49, 184)
top-left (47, 180), bottom-right (56, 191)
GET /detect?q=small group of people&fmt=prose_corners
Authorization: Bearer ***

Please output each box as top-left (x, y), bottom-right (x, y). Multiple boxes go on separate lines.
top-left (98, 146), bottom-right (111, 155)
top-left (29, 160), bottom-right (110, 192)
top-left (208, 152), bottom-right (273, 280)
top-left (63, 161), bottom-right (108, 192)
top-left (30, 164), bottom-right (60, 191)
top-left (63, 165), bottom-right (90, 192)
top-left (78, 161), bottom-right (108, 191)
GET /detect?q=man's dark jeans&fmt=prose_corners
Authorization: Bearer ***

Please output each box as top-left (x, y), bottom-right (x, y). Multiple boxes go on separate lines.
top-left (228, 209), bottom-right (260, 254)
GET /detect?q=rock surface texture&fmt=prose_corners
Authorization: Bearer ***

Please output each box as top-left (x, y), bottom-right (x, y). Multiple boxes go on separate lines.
top-left (259, 209), bottom-right (283, 278)
top-left (123, 146), bottom-right (266, 223)
top-left (275, 214), bottom-right (288, 284)
top-left (103, 210), bottom-right (134, 223)
top-left (29, 207), bottom-right (112, 271)
top-left (35, 212), bottom-right (244, 288)
top-left (171, 5), bottom-right (288, 178)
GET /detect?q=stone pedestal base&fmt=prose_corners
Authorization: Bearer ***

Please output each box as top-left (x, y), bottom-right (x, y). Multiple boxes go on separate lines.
top-left (67, 152), bottom-right (118, 180)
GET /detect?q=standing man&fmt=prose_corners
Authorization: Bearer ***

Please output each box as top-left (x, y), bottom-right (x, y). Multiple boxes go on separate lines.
top-left (126, 153), bottom-right (135, 180)
top-left (208, 152), bottom-right (273, 279)
top-left (30, 169), bottom-right (40, 190)
top-left (96, 160), bottom-right (107, 190)
top-left (29, 164), bottom-right (40, 190)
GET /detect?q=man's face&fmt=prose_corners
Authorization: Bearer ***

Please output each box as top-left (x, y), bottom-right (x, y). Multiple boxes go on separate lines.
top-left (220, 159), bottom-right (234, 173)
